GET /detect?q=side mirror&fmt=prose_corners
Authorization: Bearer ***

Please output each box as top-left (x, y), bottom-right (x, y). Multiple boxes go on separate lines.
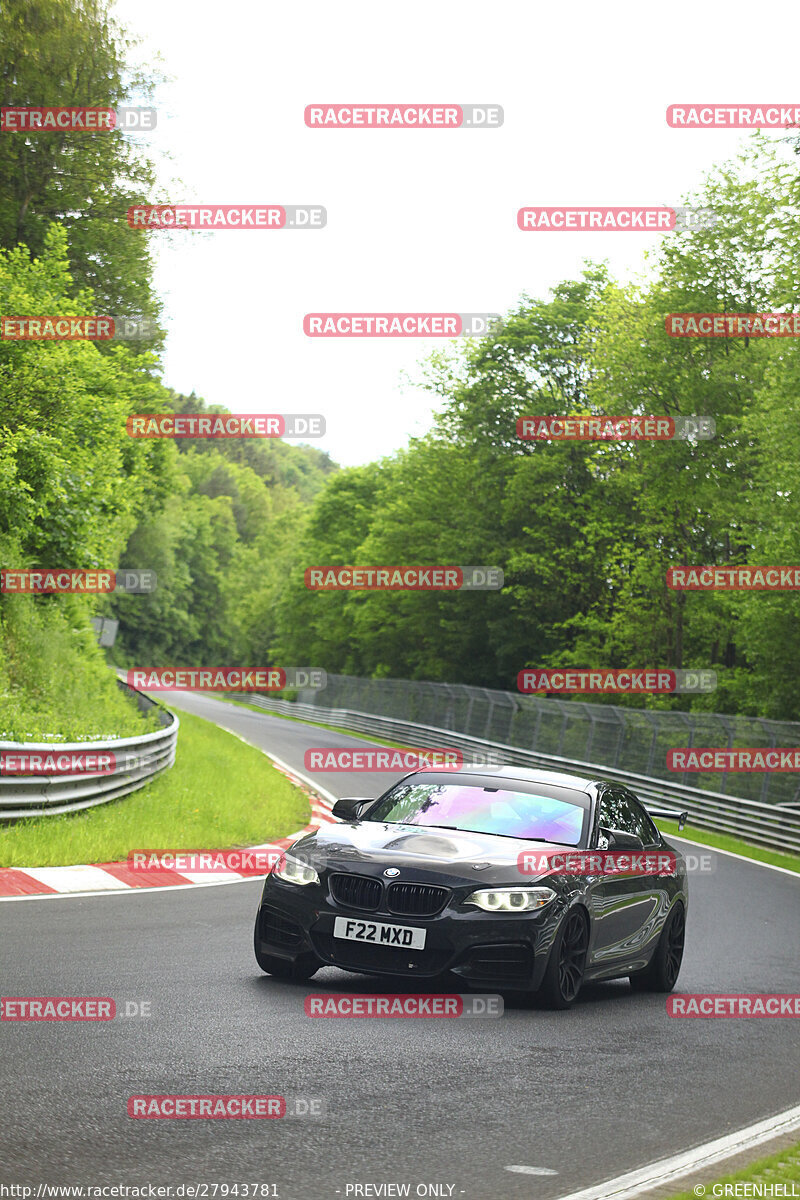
top-left (601, 826), bottom-right (644, 850)
top-left (332, 797), bottom-right (375, 821)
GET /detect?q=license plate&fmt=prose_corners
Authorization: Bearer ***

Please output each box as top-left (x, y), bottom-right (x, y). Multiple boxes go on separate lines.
top-left (333, 916), bottom-right (426, 950)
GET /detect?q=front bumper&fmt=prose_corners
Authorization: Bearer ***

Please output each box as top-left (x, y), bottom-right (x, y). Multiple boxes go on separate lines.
top-left (255, 874), bottom-right (567, 990)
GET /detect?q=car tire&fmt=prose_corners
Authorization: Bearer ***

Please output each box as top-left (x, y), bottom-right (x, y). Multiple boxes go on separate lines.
top-left (629, 902), bottom-right (685, 993)
top-left (539, 907), bottom-right (589, 1010)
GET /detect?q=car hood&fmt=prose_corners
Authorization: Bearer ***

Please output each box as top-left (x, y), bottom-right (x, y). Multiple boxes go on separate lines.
top-left (291, 819), bottom-right (575, 886)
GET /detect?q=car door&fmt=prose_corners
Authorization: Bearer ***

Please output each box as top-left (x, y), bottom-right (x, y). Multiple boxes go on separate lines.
top-left (617, 785), bottom-right (674, 955)
top-left (586, 786), bottom-right (662, 968)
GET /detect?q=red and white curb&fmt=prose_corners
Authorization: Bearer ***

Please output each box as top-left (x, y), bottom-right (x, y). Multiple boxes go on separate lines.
top-left (0, 745), bottom-right (338, 901)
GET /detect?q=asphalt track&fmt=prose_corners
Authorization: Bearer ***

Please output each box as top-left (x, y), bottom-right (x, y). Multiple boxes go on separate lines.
top-left (1, 690), bottom-right (799, 1199)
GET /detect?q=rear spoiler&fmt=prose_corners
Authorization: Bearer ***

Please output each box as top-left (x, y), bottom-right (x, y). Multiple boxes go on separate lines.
top-left (646, 806), bottom-right (689, 832)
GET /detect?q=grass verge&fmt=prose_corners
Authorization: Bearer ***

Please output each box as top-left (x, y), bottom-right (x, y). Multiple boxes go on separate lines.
top-left (0, 709), bottom-right (310, 867)
top-left (668, 1139), bottom-right (800, 1198)
top-left (0, 592), bottom-right (159, 741)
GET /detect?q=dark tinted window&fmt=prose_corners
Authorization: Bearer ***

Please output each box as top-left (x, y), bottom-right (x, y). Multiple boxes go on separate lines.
top-left (598, 788), bottom-right (659, 845)
top-left (625, 793), bottom-right (660, 845)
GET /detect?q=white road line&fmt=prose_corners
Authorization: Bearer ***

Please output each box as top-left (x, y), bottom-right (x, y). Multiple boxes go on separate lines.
top-left (505, 1166), bottom-right (558, 1175)
top-left (554, 1102), bottom-right (800, 1200)
top-left (670, 833), bottom-right (800, 880)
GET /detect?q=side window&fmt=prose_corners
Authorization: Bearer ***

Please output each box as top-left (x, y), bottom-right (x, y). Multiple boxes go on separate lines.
top-left (623, 792), bottom-right (661, 846)
top-left (597, 788), bottom-right (633, 835)
top-left (597, 787), bottom-right (659, 844)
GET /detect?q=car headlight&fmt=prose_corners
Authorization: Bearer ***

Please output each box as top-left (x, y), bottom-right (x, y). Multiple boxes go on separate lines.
top-left (272, 853), bottom-right (319, 886)
top-left (464, 886), bottom-right (557, 912)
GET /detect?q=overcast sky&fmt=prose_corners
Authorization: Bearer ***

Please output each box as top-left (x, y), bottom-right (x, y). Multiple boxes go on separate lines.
top-left (113, 0), bottom-right (796, 466)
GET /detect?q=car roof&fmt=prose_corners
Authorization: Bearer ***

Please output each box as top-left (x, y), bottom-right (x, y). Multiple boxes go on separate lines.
top-left (407, 764), bottom-right (601, 794)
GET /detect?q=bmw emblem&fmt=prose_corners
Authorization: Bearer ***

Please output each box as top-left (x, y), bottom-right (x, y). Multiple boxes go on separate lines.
top-left (383, 868), bottom-right (400, 877)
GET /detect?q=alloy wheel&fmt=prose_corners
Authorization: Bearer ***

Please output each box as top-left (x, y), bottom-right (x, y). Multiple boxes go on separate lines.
top-left (665, 906), bottom-right (685, 987)
top-left (558, 910), bottom-right (589, 1002)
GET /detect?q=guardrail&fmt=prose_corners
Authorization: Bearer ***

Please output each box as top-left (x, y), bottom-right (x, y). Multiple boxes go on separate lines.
top-left (294, 673), bottom-right (800, 807)
top-left (235, 694), bottom-right (800, 856)
top-left (0, 684), bottom-right (178, 821)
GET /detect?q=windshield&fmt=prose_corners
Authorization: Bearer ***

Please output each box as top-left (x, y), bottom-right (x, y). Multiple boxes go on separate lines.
top-left (367, 780), bottom-right (588, 845)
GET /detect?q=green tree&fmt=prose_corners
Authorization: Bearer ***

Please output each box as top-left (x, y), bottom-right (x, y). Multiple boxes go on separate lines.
top-left (0, 0), bottom-right (165, 331)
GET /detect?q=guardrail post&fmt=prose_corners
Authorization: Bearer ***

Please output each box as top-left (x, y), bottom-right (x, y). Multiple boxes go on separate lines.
top-left (610, 705), bottom-right (626, 769)
top-left (717, 714), bottom-right (734, 798)
top-left (530, 699), bottom-right (543, 752)
top-left (442, 683), bottom-right (458, 733)
top-left (585, 710), bottom-right (597, 761)
top-left (554, 699), bottom-right (570, 757)
top-left (758, 723), bottom-right (777, 804)
top-left (677, 711), bottom-right (694, 788)
top-left (642, 709), bottom-right (659, 776)
top-left (481, 689), bottom-right (495, 741)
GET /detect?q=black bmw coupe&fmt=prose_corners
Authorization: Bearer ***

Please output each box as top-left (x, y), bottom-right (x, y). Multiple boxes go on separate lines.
top-left (253, 766), bottom-right (688, 1008)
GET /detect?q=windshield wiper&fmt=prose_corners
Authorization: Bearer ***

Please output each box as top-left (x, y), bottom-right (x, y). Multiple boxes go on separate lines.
top-left (385, 822), bottom-right (576, 843)
top-left (389, 823), bottom-right (464, 832)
